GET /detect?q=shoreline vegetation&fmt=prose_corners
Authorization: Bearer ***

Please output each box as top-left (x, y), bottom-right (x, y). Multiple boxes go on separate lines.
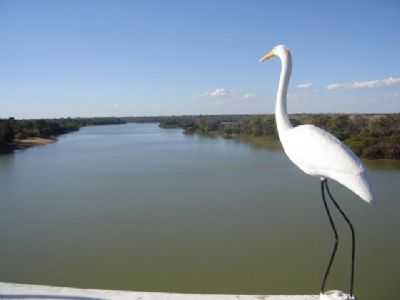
top-left (1, 114), bottom-right (399, 160)
top-left (0, 117), bottom-right (126, 154)
top-left (157, 113), bottom-right (400, 160)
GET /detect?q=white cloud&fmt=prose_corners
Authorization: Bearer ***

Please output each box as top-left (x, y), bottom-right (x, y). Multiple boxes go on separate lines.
top-left (205, 88), bottom-right (256, 100)
top-left (352, 77), bottom-right (400, 89)
top-left (327, 83), bottom-right (346, 90)
top-left (327, 77), bottom-right (400, 90)
top-left (296, 82), bottom-right (313, 89)
top-left (208, 88), bottom-right (230, 97)
top-left (242, 93), bottom-right (255, 99)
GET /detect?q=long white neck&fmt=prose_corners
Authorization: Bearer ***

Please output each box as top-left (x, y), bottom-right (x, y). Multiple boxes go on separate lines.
top-left (275, 50), bottom-right (293, 136)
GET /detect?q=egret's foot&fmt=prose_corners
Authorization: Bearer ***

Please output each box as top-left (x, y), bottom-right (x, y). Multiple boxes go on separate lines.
top-left (320, 290), bottom-right (355, 300)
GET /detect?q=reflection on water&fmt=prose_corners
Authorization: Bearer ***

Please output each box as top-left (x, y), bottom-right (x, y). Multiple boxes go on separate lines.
top-left (0, 123), bottom-right (399, 300)
top-left (364, 159), bottom-right (400, 171)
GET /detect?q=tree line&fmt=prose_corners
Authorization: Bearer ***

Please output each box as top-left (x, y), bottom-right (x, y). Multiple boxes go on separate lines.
top-left (0, 117), bottom-right (126, 153)
top-left (2, 114), bottom-right (399, 159)
top-left (159, 114), bottom-right (400, 160)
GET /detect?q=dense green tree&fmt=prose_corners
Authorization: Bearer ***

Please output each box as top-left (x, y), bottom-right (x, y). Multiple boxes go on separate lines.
top-left (0, 117), bottom-right (127, 154)
top-left (158, 113), bottom-right (400, 160)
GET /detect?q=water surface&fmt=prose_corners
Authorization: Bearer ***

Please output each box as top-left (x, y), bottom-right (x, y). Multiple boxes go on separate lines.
top-left (0, 123), bottom-right (399, 300)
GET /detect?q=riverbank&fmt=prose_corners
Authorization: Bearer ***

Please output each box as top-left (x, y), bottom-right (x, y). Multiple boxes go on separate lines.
top-left (15, 137), bottom-right (56, 147)
top-left (159, 113), bottom-right (400, 160)
top-left (0, 138), bottom-right (56, 154)
top-left (0, 117), bottom-right (127, 155)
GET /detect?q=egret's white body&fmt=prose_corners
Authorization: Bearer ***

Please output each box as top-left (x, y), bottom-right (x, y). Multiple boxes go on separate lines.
top-left (261, 45), bottom-right (374, 203)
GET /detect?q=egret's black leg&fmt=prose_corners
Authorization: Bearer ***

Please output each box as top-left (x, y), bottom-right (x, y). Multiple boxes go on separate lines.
top-left (320, 178), bottom-right (339, 294)
top-left (325, 180), bottom-right (356, 297)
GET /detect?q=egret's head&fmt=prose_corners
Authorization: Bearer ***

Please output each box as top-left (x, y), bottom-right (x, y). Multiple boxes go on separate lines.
top-left (259, 44), bottom-right (290, 62)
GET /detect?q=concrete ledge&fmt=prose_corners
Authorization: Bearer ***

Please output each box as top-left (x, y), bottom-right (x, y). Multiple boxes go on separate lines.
top-left (0, 282), bottom-right (318, 300)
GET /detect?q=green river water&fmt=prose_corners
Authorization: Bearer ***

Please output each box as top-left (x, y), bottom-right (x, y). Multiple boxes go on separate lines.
top-left (0, 123), bottom-right (399, 299)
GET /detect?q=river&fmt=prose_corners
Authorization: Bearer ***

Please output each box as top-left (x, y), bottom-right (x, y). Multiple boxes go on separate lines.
top-left (0, 123), bottom-right (399, 300)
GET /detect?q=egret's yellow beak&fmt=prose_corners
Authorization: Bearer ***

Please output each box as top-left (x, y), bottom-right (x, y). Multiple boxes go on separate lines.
top-left (259, 50), bottom-right (275, 62)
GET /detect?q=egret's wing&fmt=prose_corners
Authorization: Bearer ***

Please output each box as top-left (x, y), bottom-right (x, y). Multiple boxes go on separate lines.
top-left (283, 124), bottom-right (373, 203)
top-left (284, 124), bottom-right (364, 176)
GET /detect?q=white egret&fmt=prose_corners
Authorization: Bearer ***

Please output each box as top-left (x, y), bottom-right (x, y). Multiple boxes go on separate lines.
top-left (259, 45), bottom-right (374, 300)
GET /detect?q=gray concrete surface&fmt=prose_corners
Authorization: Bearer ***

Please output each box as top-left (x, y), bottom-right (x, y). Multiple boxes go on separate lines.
top-left (0, 282), bottom-right (319, 300)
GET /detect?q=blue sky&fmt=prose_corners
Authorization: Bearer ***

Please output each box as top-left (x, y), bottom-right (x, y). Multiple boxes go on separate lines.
top-left (1, 0), bottom-right (399, 118)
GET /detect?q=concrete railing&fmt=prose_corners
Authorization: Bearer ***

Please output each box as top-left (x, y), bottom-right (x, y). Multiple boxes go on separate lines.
top-left (0, 282), bottom-right (318, 300)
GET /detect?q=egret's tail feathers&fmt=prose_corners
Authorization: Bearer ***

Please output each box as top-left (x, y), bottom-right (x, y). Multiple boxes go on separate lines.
top-left (332, 171), bottom-right (374, 204)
